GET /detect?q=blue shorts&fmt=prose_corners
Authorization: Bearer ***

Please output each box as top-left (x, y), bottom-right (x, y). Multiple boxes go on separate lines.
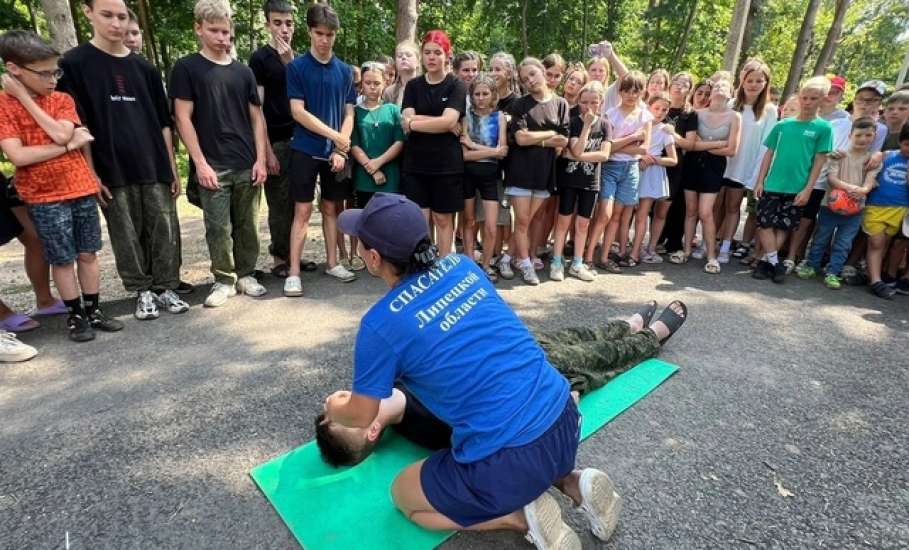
top-left (599, 160), bottom-right (640, 206)
top-left (420, 398), bottom-right (580, 527)
top-left (28, 195), bottom-right (102, 265)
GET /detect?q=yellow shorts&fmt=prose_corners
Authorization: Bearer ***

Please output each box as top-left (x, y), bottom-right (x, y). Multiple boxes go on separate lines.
top-left (862, 206), bottom-right (909, 237)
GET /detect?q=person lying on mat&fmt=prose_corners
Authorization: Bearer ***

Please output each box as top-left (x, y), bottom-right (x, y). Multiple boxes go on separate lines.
top-left (315, 300), bottom-right (688, 467)
top-left (322, 193), bottom-right (688, 549)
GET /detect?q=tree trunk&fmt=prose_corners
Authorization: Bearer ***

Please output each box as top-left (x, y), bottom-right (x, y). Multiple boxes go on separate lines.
top-left (671, 0), bottom-right (698, 71)
top-left (136, 0), bottom-right (160, 68)
top-left (521, 0), bottom-right (529, 58)
top-left (782, 0), bottom-right (821, 102)
top-left (395, 0), bottom-right (417, 44)
top-left (722, 0), bottom-right (751, 72)
top-left (812, 0), bottom-right (851, 76)
top-left (737, 0), bottom-right (764, 74)
top-left (39, 0), bottom-right (78, 52)
top-left (26, 0), bottom-right (40, 32)
top-left (898, 49), bottom-right (909, 88)
top-left (67, 0), bottom-right (86, 43)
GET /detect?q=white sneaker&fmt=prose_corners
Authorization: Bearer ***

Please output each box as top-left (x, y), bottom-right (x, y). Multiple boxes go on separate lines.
top-left (523, 491), bottom-right (580, 550)
top-left (284, 275), bottom-right (303, 297)
top-left (237, 275), bottom-right (267, 297)
top-left (782, 259), bottom-right (796, 275)
top-left (577, 468), bottom-right (623, 542)
top-left (0, 331), bottom-right (38, 362)
top-left (156, 289), bottom-right (190, 314)
top-left (641, 250), bottom-right (663, 264)
top-left (135, 290), bottom-right (160, 320)
top-left (717, 250), bottom-right (731, 264)
top-left (521, 261), bottom-right (540, 286)
top-left (569, 263), bottom-right (596, 282)
top-left (204, 282), bottom-right (237, 308)
top-left (498, 255), bottom-right (515, 280)
top-left (550, 262), bottom-right (565, 282)
top-left (325, 264), bottom-right (357, 282)
top-left (691, 246), bottom-right (705, 260)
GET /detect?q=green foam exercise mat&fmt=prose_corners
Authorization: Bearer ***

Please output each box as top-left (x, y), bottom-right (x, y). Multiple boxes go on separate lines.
top-left (250, 358), bottom-right (679, 550)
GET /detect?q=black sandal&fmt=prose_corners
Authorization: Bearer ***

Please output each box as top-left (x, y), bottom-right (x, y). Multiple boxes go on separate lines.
top-left (635, 300), bottom-right (659, 327)
top-left (300, 260), bottom-right (318, 272)
top-left (271, 263), bottom-right (290, 278)
top-left (653, 300), bottom-right (688, 345)
top-left (619, 255), bottom-right (639, 268)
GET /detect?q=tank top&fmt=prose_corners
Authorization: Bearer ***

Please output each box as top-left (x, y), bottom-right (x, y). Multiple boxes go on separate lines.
top-left (697, 116), bottom-right (732, 141)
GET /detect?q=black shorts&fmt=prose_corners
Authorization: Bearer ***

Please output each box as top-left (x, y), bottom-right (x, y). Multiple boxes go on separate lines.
top-left (682, 152), bottom-right (726, 194)
top-left (401, 172), bottom-right (463, 214)
top-left (722, 177), bottom-right (745, 189)
top-left (756, 192), bottom-right (802, 231)
top-left (392, 385), bottom-right (453, 451)
top-left (667, 163), bottom-right (684, 199)
top-left (354, 190), bottom-right (375, 209)
top-left (800, 188), bottom-right (826, 220)
top-left (0, 175), bottom-right (23, 246)
top-left (463, 162), bottom-right (499, 202)
top-left (558, 187), bottom-right (597, 219)
top-left (289, 150), bottom-right (353, 203)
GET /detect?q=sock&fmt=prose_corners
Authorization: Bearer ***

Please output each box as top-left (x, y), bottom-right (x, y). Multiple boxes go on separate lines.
top-left (765, 251), bottom-right (779, 265)
top-left (720, 240), bottom-right (731, 253)
top-left (551, 255), bottom-right (563, 266)
top-left (500, 253), bottom-right (511, 265)
top-left (520, 257), bottom-right (533, 269)
top-left (64, 297), bottom-right (85, 318)
top-left (572, 256), bottom-right (584, 268)
top-left (82, 293), bottom-right (100, 316)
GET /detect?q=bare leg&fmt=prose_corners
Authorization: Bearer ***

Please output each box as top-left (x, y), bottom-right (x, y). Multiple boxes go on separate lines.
top-left (631, 198), bottom-right (654, 261)
top-left (598, 204), bottom-right (627, 263)
top-left (288, 201), bottom-right (314, 277)
top-left (682, 191), bottom-right (699, 256)
top-left (480, 201), bottom-right (499, 269)
top-left (884, 238), bottom-right (908, 279)
top-left (866, 233), bottom-right (889, 284)
top-left (12, 206), bottom-right (56, 308)
top-left (698, 192), bottom-right (719, 261)
top-left (52, 264), bottom-right (80, 301)
top-left (462, 198), bottom-right (477, 260)
top-left (786, 217), bottom-right (815, 263)
top-left (432, 212), bottom-right (455, 257)
top-left (648, 199), bottom-right (671, 252)
top-left (573, 215), bottom-right (591, 262)
top-left (322, 199), bottom-right (342, 269)
top-left (585, 199), bottom-right (612, 262)
top-left (75, 252), bottom-right (100, 294)
top-left (719, 187), bottom-right (745, 242)
top-left (553, 213), bottom-right (572, 259)
top-left (616, 206), bottom-right (634, 257)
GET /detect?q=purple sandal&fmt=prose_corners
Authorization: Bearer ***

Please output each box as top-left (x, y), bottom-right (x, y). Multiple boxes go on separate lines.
top-left (34, 300), bottom-right (68, 316)
top-left (0, 312), bottom-right (40, 333)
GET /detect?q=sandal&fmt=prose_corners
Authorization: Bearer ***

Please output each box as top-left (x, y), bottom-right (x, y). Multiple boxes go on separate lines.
top-left (270, 263), bottom-right (290, 278)
top-left (0, 312), bottom-right (40, 333)
top-left (33, 300), bottom-right (67, 316)
top-left (619, 255), bottom-right (639, 268)
top-left (739, 254), bottom-right (756, 266)
top-left (594, 259), bottom-right (623, 274)
top-left (635, 300), bottom-right (659, 327)
top-left (653, 300), bottom-right (688, 345)
top-left (731, 243), bottom-right (750, 258)
top-left (704, 258), bottom-right (721, 274)
top-left (668, 250), bottom-right (689, 264)
top-left (300, 260), bottom-right (318, 272)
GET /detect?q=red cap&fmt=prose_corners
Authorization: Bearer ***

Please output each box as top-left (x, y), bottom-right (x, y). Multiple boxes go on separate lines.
top-left (829, 75), bottom-right (847, 91)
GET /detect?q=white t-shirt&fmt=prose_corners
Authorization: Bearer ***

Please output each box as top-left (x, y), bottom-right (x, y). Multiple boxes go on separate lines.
top-left (723, 103), bottom-right (777, 189)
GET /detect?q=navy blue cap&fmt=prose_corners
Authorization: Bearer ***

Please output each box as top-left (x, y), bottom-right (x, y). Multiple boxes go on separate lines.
top-left (337, 193), bottom-right (429, 263)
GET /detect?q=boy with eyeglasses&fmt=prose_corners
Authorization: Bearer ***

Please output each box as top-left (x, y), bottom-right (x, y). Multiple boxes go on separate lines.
top-left (0, 30), bottom-right (124, 342)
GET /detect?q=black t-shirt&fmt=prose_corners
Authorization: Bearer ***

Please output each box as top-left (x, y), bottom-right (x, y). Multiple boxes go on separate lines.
top-left (560, 115), bottom-right (609, 191)
top-left (506, 94), bottom-right (570, 191)
top-left (391, 385), bottom-right (452, 450)
top-left (57, 43), bottom-right (173, 187)
top-left (248, 44), bottom-right (294, 143)
top-left (666, 107), bottom-right (698, 183)
top-left (401, 73), bottom-right (467, 175)
top-left (497, 92), bottom-right (519, 115)
top-left (168, 53), bottom-right (261, 172)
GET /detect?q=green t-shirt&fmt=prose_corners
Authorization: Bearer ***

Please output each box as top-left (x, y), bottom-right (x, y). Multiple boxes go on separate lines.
top-left (352, 103), bottom-right (405, 192)
top-left (763, 117), bottom-right (833, 194)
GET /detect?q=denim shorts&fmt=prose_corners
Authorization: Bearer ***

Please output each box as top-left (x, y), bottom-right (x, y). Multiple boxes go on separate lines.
top-left (421, 397), bottom-right (580, 527)
top-left (505, 186), bottom-right (550, 200)
top-left (599, 160), bottom-right (640, 205)
top-left (28, 195), bottom-right (102, 265)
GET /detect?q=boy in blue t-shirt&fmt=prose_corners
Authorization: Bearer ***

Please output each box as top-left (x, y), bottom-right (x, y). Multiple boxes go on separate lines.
top-left (283, 3), bottom-right (358, 297)
top-left (862, 122), bottom-right (909, 299)
top-left (753, 76), bottom-right (834, 283)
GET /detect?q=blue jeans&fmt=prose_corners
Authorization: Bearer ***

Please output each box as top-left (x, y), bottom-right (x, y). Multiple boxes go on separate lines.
top-left (599, 160), bottom-right (640, 206)
top-left (806, 207), bottom-right (862, 275)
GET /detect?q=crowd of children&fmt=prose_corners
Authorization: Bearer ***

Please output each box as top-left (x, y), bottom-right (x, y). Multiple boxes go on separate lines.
top-left (2, 0), bottom-right (909, 361)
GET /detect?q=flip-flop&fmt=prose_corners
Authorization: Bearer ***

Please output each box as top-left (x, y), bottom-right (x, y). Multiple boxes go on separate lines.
top-left (300, 260), bottom-right (318, 272)
top-left (0, 312), bottom-right (40, 333)
top-left (270, 263), bottom-right (290, 278)
top-left (634, 300), bottom-right (659, 327)
top-left (652, 300), bottom-right (688, 345)
top-left (33, 300), bottom-right (67, 316)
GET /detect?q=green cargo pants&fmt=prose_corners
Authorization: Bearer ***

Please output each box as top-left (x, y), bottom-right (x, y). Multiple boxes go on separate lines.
top-left (537, 320), bottom-right (661, 395)
top-left (264, 140), bottom-right (293, 262)
top-left (102, 182), bottom-right (181, 292)
top-left (198, 169), bottom-right (262, 285)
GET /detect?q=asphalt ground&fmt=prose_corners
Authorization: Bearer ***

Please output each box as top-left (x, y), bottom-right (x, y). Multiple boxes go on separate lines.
top-left (2, 236), bottom-right (908, 549)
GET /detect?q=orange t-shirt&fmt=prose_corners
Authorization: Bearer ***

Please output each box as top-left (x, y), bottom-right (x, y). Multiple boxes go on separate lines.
top-left (0, 91), bottom-right (98, 204)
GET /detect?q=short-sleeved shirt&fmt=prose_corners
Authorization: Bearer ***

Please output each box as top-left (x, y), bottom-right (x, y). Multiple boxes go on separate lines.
top-left (605, 105), bottom-right (653, 161)
top-left (762, 117), bottom-right (834, 194)
top-left (248, 44), bottom-right (295, 143)
top-left (352, 254), bottom-right (570, 464)
top-left (506, 94), bottom-right (570, 191)
top-left (401, 74), bottom-right (467, 175)
top-left (57, 43), bottom-right (173, 187)
top-left (723, 104), bottom-right (778, 188)
top-left (0, 92), bottom-right (97, 204)
top-left (824, 150), bottom-right (879, 207)
top-left (168, 53), bottom-right (261, 172)
top-left (560, 115), bottom-right (609, 191)
top-left (286, 51), bottom-right (356, 158)
top-left (352, 103), bottom-right (405, 192)
top-left (867, 151), bottom-right (909, 207)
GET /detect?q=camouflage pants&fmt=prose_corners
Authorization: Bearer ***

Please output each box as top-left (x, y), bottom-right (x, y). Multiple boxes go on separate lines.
top-left (264, 140), bottom-right (293, 261)
top-left (199, 169), bottom-right (261, 285)
top-left (537, 321), bottom-right (660, 395)
top-left (102, 183), bottom-right (181, 292)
